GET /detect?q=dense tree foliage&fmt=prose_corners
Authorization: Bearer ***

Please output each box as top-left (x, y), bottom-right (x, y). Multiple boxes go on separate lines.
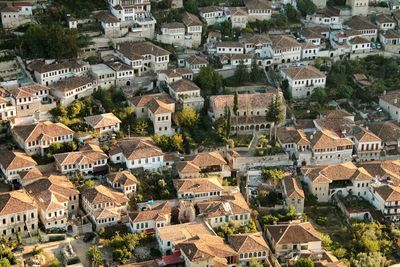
top-left (297, 0), bottom-right (317, 16)
top-left (19, 24), bottom-right (92, 59)
top-left (196, 65), bottom-right (223, 95)
top-left (87, 246), bottom-right (103, 267)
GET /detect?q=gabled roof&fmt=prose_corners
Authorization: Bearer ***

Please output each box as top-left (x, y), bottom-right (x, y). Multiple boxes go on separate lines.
top-left (0, 190), bottom-right (37, 216)
top-left (51, 75), bottom-right (93, 93)
top-left (109, 138), bottom-right (164, 160)
top-left (350, 126), bottom-right (381, 143)
top-left (9, 84), bottom-right (48, 99)
top-left (282, 65), bottom-right (326, 80)
top-left (349, 36), bottom-right (370, 44)
top-left (186, 55), bottom-right (208, 65)
top-left (301, 162), bottom-right (373, 184)
top-left (107, 170), bottom-right (138, 186)
top-left (271, 35), bottom-right (301, 49)
top-left (344, 16), bottom-right (378, 30)
top-left (308, 130), bottom-right (353, 149)
top-left (283, 176), bottom-right (305, 199)
top-left (25, 175), bottom-right (79, 211)
top-left (228, 232), bottom-right (269, 253)
top-left (379, 90), bottom-right (400, 108)
top-left (174, 178), bottom-right (223, 193)
top-left (84, 113), bottom-right (121, 129)
top-left (0, 150), bottom-right (36, 170)
top-left (177, 234), bottom-right (237, 264)
top-left (276, 127), bottom-right (310, 146)
top-left (182, 11), bottom-right (202, 27)
top-left (245, 0), bottom-right (272, 10)
top-left (129, 201), bottom-right (171, 222)
top-left (117, 41), bottom-right (170, 61)
top-left (360, 160), bottom-right (400, 185)
top-left (210, 92), bottom-right (278, 113)
top-left (128, 93), bottom-right (175, 108)
top-left (197, 192), bottom-right (250, 218)
top-left (27, 59), bottom-right (86, 74)
top-left (375, 184), bottom-right (400, 202)
top-left (186, 151), bottom-right (227, 168)
top-left (266, 222), bottom-right (321, 245)
top-left (82, 184), bottom-right (128, 206)
top-left (367, 121), bottom-right (400, 143)
top-left (169, 79), bottom-right (200, 93)
top-left (157, 222), bottom-right (215, 243)
top-left (53, 144), bottom-right (108, 166)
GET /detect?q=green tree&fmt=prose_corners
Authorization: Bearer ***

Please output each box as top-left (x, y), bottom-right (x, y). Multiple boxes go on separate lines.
top-left (292, 258), bottom-right (314, 267)
top-left (285, 4), bottom-right (300, 22)
top-left (113, 248), bottom-right (131, 264)
top-left (262, 168), bottom-right (284, 181)
top-left (352, 252), bottom-right (387, 267)
top-left (297, 0), bottom-right (317, 16)
top-left (0, 258), bottom-right (10, 267)
top-left (250, 56), bottom-right (262, 82)
top-left (196, 65), bottom-right (223, 95)
top-left (336, 85), bottom-right (354, 99)
top-left (233, 91), bottom-right (239, 116)
top-left (249, 258), bottom-right (263, 267)
top-left (234, 60), bottom-right (249, 85)
top-left (133, 119), bottom-right (151, 136)
top-left (183, 0), bottom-right (198, 14)
top-left (311, 87), bottom-right (328, 105)
top-left (171, 134), bottom-right (184, 152)
top-left (177, 107), bottom-right (199, 128)
top-left (266, 96), bottom-right (284, 124)
top-left (87, 245), bottom-right (103, 267)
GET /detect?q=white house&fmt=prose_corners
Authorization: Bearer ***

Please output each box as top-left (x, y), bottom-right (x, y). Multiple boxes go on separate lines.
top-left (379, 90), bottom-right (400, 122)
top-left (84, 113), bottom-right (121, 135)
top-left (0, 150), bottom-right (37, 183)
top-left (109, 138), bottom-right (165, 171)
top-left (280, 65), bottom-right (326, 98)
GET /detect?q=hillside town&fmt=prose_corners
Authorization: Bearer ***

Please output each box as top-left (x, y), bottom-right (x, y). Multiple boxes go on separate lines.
top-left (1, 0), bottom-right (400, 266)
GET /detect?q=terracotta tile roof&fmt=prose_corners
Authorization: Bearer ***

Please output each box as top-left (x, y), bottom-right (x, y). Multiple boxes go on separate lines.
top-left (228, 7), bottom-right (247, 16)
top-left (169, 79), bottom-right (200, 93)
top-left (160, 68), bottom-right (193, 78)
top-left (197, 192), bottom-right (250, 218)
top-left (25, 175), bottom-right (79, 211)
top-left (266, 222), bottom-right (321, 245)
top-left (106, 61), bottom-right (133, 72)
top-left (381, 29), bottom-right (400, 39)
top-left (379, 90), bottom-right (400, 108)
top-left (19, 167), bottom-right (43, 181)
top-left (117, 41), bottom-right (170, 61)
top-left (240, 33), bottom-right (272, 45)
top-left (228, 232), bottom-right (269, 253)
top-left (301, 162), bottom-right (373, 184)
top-left (320, 109), bottom-right (352, 119)
top-left (350, 126), bottom-right (381, 143)
top-left (175, 161), bottom-right (201, 173)
top-left (314, 117), bottom-right (354, 132)
top-left (186, 55), bottom-right (208, 65)
top-left (182, 11), bottom-right (202, 27)
top-left (0, 150), bottom-right (36, 170)
top-left (96, 11), bottom-right (119, 23)
top-left (0, 190), bottom-right (37, 216)
top-left (375, 184), bottom-right (400, 202)
top-left (129, 201), bottom-right (171, 222)
top-left (107, 170), bottom-right (138, 186)
top-left (349, 36), bottom-right (370, 44)
top-left (54, 144), bottom-right (107, 166)
top-left (283, 175), bottom-right (305, 199)
top-left (84, 113), bottom-right (121, 129)
top-left (277, 127), bottom-right (310, 145)
top-left (199, 6), bottom-right (223, 13)
top-left (161, 22), bottom-right (185, 29)
top-left (302, 28), bottom-right (323, 39)
top-left (183, 151), bottom-right (227, 170)
top-left (308, 130), bottom-right (353, 149)
top-left (210, 92), bottom-right (278, 113)
top-left (271, 35), bottom-right (301, 49)
top-left (51, 75), bottom-right (93, 93)
top-left (12, 121), bottom-right (74, 143)
top-left (360, 160), bottom-right (400, 185)
top-left (128, 93), bottom-right (175, 108)
top-left (83, 184), bottom-right (128, 206)
top-left (282, 65), bottom-right (325, 80)
top-left (216, 41), bottom-right (244, 48)
top-left (1, 6), bottom-right (20, 12)
top-left (174, 178), bottom-right (223, 193)
top-left (27, 59), bottom-right (86, 74)
top-left (176, 234), bottom-right (237, 264)
top-left (109, 138), bottom-right (164, 160)
top-left (9, 84), bottom-right (48, 99)
top-left (157, 221), bottom-right (215, 243)
top-left (147, 98), bottom-right (174, 114)
top-left (376, 14), bottom-right (395, 24)
top-left (245, 0), bottom-right (272, 9)
top-left (367, 121), bottom-right (400, 144)
top-left (344, 15), bottom-right (378, 30)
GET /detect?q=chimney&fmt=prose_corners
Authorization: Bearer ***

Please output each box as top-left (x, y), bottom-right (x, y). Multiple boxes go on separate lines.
top-left (384, 90), bottom-right (387, 95)
top-left (395, 98), bottom-right (398, 104)
top-left (310, 134), bottom-right (313, 140)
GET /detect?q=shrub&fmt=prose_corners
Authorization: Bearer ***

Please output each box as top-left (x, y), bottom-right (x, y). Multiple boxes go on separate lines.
top-left (48, 235), bottom-right (66, 242)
